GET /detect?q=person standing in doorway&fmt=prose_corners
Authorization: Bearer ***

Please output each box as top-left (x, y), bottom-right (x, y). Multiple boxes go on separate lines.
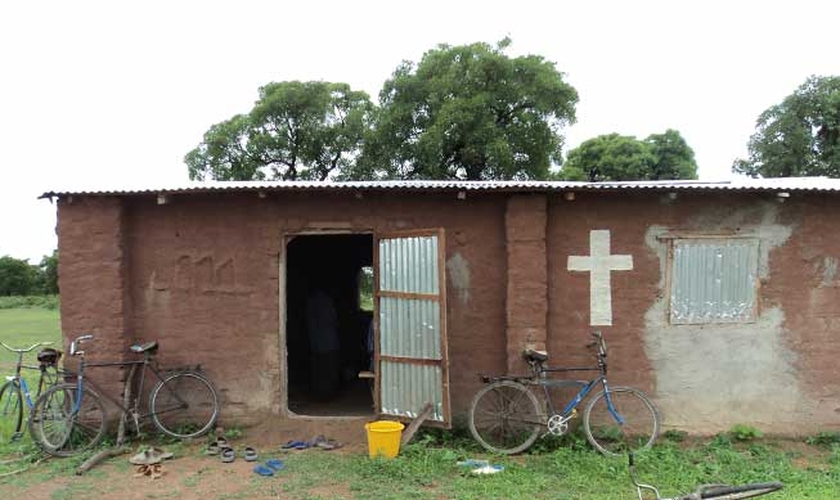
top-left (305, 286), bottom-right (341, 399)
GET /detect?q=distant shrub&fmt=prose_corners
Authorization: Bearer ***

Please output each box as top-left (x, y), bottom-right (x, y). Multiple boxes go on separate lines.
top-left (0, 295), bottom-right (59, 310)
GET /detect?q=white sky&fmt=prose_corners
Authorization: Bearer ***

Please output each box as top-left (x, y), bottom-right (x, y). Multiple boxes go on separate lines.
top-left (1, 1), bottom-right (838, 262)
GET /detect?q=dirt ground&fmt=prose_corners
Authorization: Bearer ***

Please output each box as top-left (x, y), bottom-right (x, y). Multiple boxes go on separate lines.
top-left (4, 423), bottom-right (371, 500)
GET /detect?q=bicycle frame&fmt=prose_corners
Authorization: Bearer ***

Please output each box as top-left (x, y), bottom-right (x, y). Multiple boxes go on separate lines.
top-left (66, 347), bottom-right (195, 433)
top-left (2, 343), bottom-right (61, 409)
top-left (538, 370), bottom-right (625, 425)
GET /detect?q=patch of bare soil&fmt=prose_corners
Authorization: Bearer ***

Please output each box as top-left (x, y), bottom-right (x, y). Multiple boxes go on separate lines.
top-left (6, 426), bottom-right (367, 500)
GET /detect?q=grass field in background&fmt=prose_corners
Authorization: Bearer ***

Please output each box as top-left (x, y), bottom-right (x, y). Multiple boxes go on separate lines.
top-left (0, 308), bottom-right (61, 372)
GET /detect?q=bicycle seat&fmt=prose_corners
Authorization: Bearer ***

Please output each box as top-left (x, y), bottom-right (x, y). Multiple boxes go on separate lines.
top-left (37, 347), bottom-right (62, 366)
top-left (130, 341), bottom-right (159, 354)
top-left (523, 349), bottom-right (548, 363)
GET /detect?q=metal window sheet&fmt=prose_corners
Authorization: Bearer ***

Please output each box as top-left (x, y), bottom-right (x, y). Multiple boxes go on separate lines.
top-left (379, 297), bottom-right (441, 359)
top-left (670, 239), bottom-right (759, 324)
top-left (380, 361), bottom-right (444, 422)
top-left (379, 236), bottom-right (439, 294)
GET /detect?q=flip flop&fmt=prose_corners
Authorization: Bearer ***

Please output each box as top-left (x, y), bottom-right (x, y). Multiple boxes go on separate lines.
top-left (130, 449), bottom-right (163, 465)
top-left (150, 447), bottom-right (174, 460)
top-left (316, 439), bottom-right (343, 451)
top-left (281, 440), bottom-right (309, 450)
top-left (205, 443), bottom-right (221, 456)
top-left (253, 464), bottom-right (274, 477)
top-left (265, 458), bottom-right (285, 471)
top-left (244, 447), bottom-right (258, 462)
top-left (308, 435), bottom-right (327, 447)
top-left (221, 448), bottom-right (235, 463)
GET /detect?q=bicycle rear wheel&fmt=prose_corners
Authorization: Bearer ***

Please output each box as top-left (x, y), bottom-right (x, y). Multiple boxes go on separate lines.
top-left (468, 380), bottom-right (542, 454)
top-left (0, 380), bottom-right (23, 443)
top-left (583, 386), bottom-right (659, 455)
top-left (694, 482), bottom-right (783, 499)
top-left (149, 370), bottom-right (219, 439)
top-left (29, 383), bottom-right (107, 457)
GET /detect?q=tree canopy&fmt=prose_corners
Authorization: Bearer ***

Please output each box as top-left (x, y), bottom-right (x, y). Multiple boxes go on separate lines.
top-left (733, 75), bottom-right (840, 178)
top-left (355, 39), bottom-right (578, 180)
top-left (0, 252), bottom-right (57, 296)
top-left (558, 129), bottom-right (698, 181)
top-left (186, 81), bottom-right (374, 181)
top-left (187, 40), bottom-right (578, 182)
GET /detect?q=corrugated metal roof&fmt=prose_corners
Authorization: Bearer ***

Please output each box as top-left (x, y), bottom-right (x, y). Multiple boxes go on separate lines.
top-left (39, 177), bottom-right (840, 199)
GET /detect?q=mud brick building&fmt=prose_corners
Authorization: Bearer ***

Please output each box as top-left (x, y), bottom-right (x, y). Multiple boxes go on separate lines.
top-left (42, 178), bottom-right (840, 435)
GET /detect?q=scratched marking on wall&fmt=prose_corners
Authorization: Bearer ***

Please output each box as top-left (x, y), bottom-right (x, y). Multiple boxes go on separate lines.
top-left (567, 230), bottom-right (633, 326)
top-left (148, 254), bottom-right (254, 295)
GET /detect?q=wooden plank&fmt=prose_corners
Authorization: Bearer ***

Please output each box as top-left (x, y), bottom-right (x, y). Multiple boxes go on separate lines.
top-left (378, 290), bottom-right (440, 301)
top-left (380, 355), bottom-right (441, 366)
top-left (400, 402), bottom-right (434, 446)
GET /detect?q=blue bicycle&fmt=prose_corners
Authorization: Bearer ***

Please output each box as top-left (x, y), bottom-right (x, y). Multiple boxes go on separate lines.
top-left (0, 341), bottom-right (63, 443)
top-left (468, 331), bottom-right (660, 455)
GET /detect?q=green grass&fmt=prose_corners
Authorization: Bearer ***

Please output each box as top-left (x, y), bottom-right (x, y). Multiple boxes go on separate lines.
top-left (251, 433), bottom-right (838, 500)
top-left (0, 307), bottom-right (61, 372)
top-left (0, 307), bottom-right (62, 455)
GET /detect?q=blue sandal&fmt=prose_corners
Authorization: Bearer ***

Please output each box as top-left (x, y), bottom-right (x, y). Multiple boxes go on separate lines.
top-left (253, 464), bottom-right (274, 476)
top-left (266, 458), bottom-right (285, 471)
top-left (281, 440), bottom-right (309, 450)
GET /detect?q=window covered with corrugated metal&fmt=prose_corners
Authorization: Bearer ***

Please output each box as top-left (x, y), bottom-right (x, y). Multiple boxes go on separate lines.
top-left (670, 239), bottom-right (759, 324)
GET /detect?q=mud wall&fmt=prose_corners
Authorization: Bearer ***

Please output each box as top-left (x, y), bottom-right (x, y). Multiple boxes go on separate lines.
top-left (548, 191), bottom-right (840, 434)
top-left (57, 190), bottom-right (508, 425)
top-left (56, 188), bottom-right (840, 433)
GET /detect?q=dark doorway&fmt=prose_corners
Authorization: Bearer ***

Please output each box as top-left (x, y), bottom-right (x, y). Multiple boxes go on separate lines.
top-left (286, 233), bottom-right (374, 416)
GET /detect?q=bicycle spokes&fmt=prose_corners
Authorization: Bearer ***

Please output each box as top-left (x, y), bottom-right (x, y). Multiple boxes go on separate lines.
top-left (469, 381), bottom-right (542, 454)
top-left (585, 387), bottom-right (659, 455)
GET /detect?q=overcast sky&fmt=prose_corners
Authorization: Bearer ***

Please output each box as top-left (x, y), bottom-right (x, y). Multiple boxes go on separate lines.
top-left (1, 1), bottom-right (838, 262)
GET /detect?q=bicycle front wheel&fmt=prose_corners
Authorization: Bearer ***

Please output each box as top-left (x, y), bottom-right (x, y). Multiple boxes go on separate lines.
top-left (0, 380), bottom-right (23, 443)
top-left (693, 482), bottom-right (783, 499)
top-left (468, 380), bottom-right (542, 454)
top-left (583, 386), bottom-right (659, 455)
top-left (29, 383), bottom-right (107, 457)
top-left (149, 371), bottom-right (219, 439)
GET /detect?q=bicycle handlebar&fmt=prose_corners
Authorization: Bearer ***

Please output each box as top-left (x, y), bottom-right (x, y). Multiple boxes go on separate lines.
top-left (70, 334), bottom-right (94, 357)
top-left (0, 341), bottom-right (54, 353)
top-left (74, 334), bottom-right (94, 343)
top-left (629, 453), bottom-right (782, 500)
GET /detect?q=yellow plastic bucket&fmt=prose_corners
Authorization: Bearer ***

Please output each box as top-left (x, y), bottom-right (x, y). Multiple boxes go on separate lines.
top-left (365, 420), bottom-right (405, 458)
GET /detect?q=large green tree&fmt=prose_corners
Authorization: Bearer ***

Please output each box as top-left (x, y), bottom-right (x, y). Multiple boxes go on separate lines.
top-left (37, 250), bottom-right (58, 295)
top-left (0, 256), bottom-right (38, 296)
top-left (559, 129), bottom-right (698, 181)
top-left (353, 39), bottom-right (578, 180)
top-left (186, 81), bottom-right (374, 181)
top-left (733, 75), bottom-right (840, 178)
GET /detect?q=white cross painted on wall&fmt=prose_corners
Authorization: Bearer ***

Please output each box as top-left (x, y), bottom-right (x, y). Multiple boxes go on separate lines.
top-left (567, 230), bottom-right (633, 326)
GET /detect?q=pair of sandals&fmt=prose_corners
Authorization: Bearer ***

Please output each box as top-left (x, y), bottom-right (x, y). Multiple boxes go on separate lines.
top-left (206, 437), bottom-right (258, 463)
top-left (280, 435), bottom-right (342, 451)
top-left (253, 458), bottom-right (285, 477)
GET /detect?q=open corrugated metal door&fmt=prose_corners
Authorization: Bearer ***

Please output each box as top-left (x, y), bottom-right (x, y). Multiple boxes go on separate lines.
top-left (375, 229), bottom-right (450, 425)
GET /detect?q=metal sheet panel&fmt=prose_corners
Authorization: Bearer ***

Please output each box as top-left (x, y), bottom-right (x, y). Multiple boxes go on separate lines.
top-left (41, 176), bottom-right (840, 199)
top-left (379, 297), bottom-right (441, 359)
top-left (670, 239), bottom-right (759, 324)
top-left (379, 236), bottom-right (439, 294)
top-left (379, 361), bottom-right (444, 421)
